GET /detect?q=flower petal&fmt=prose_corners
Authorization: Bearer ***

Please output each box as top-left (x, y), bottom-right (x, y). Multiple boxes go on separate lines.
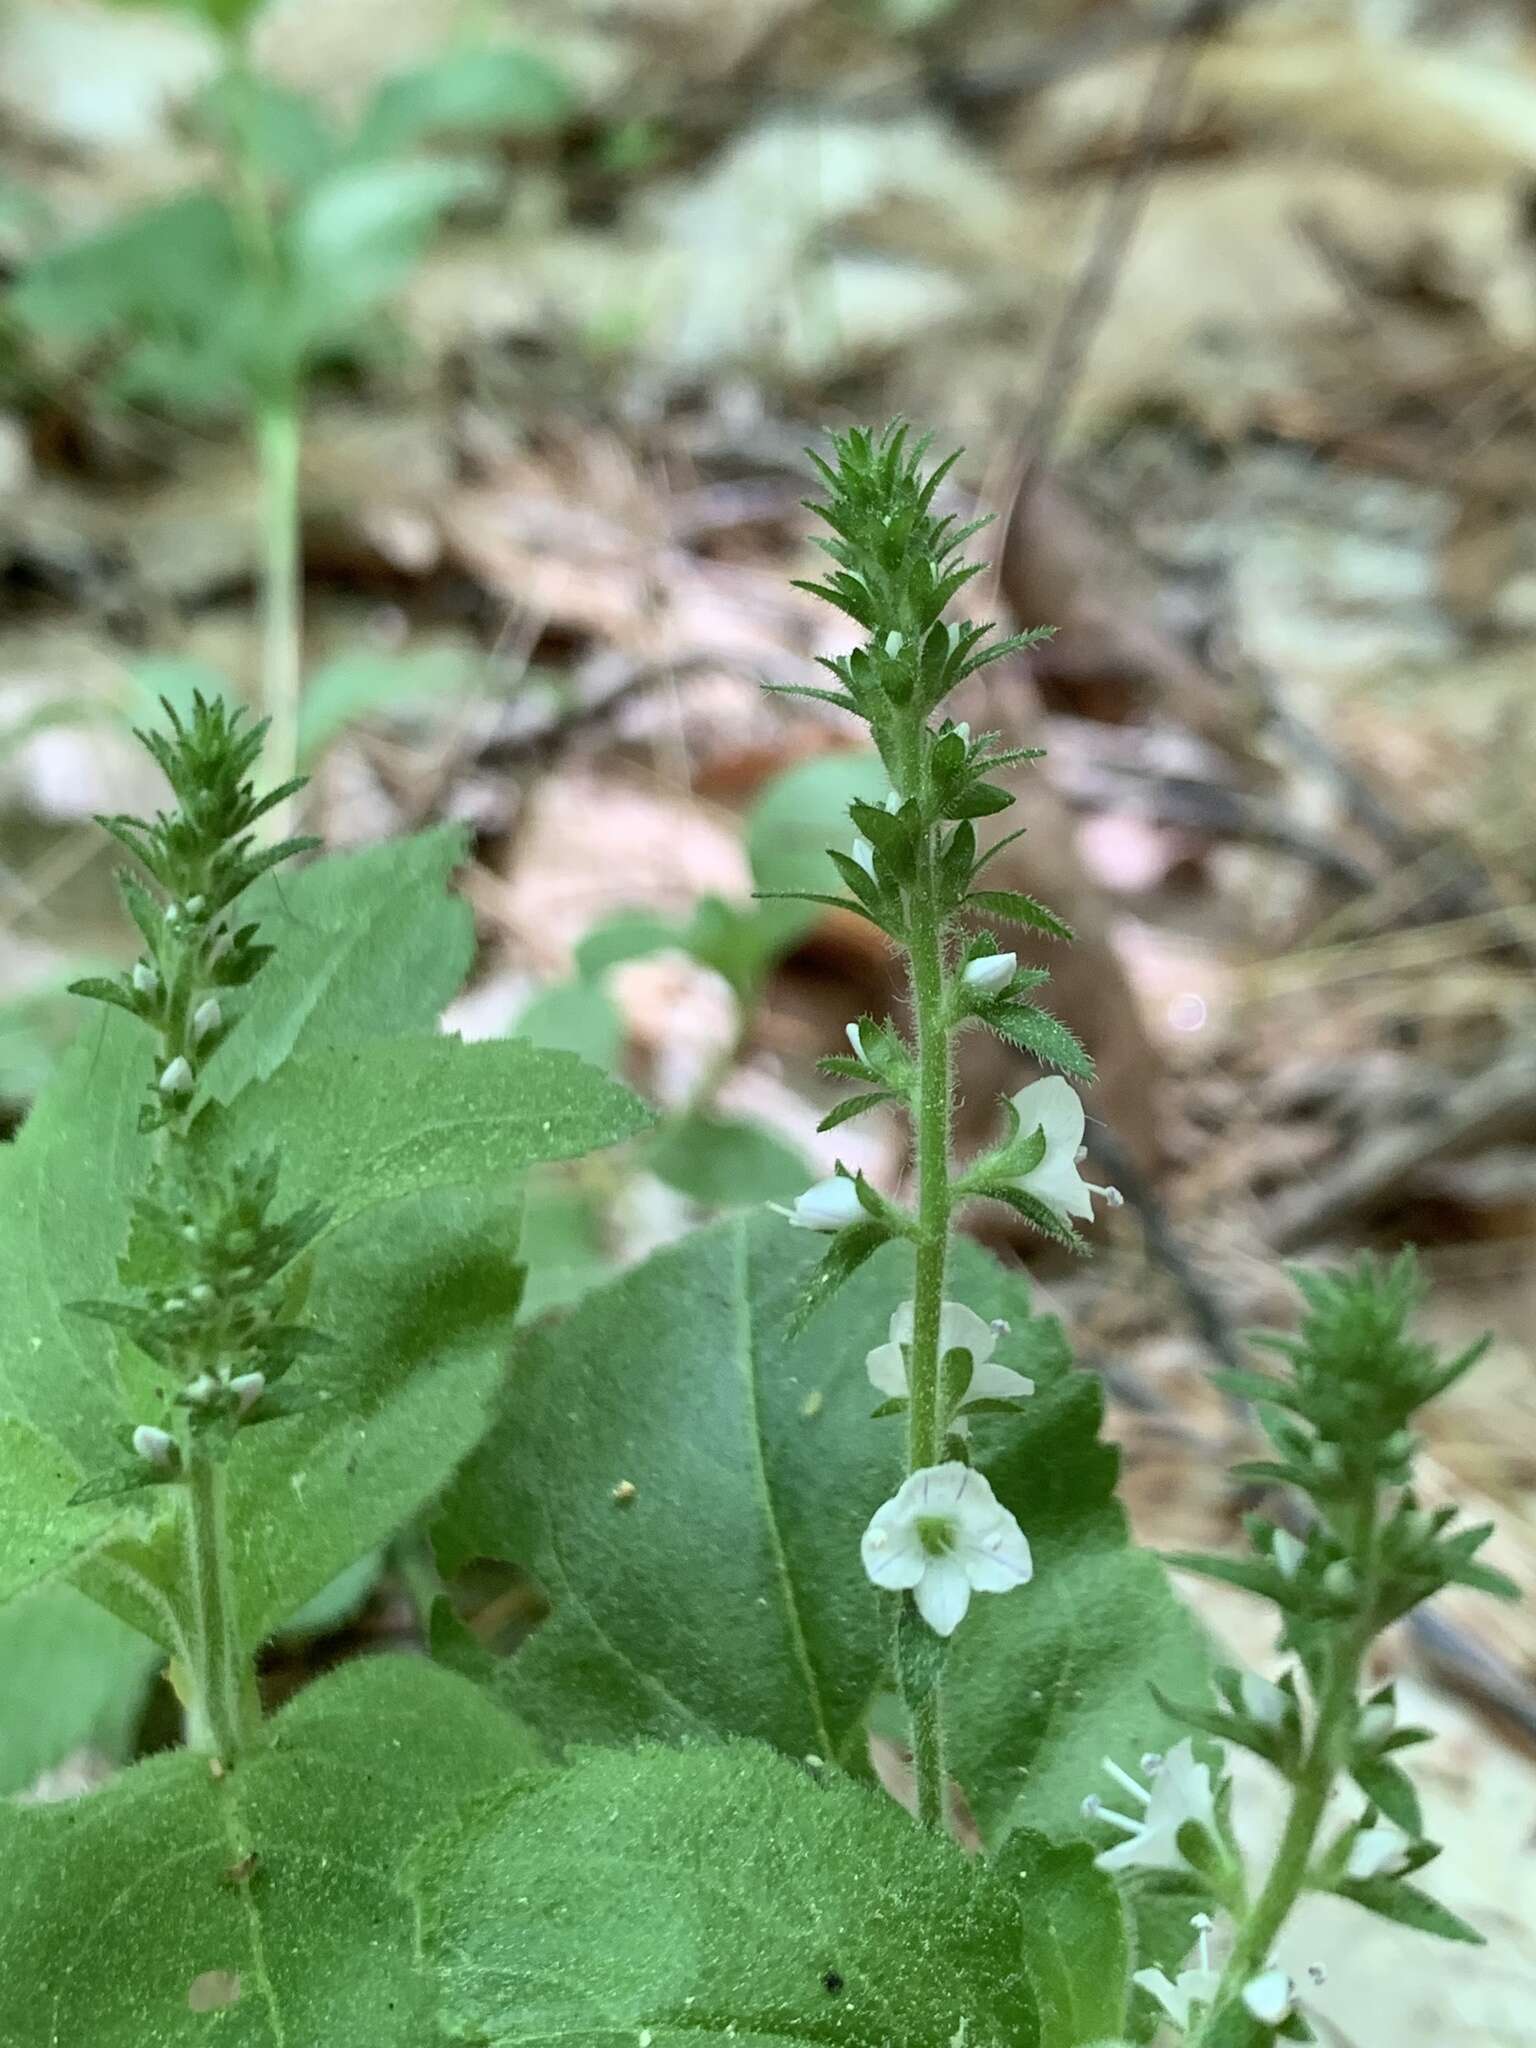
top-left (865, 1341), bottom-right (908, 1400)
top-left (914, 1557), bottom-right (972, 1636)
top-left (961, 1516), bottom-right (1033, 1593)
top-left (1011, 1075), bottom-right (1085, 1156)
top-left (936, 1301), bottom-right (996, 1367)
top-left (860, 1504), bottom-right (925, 1590)
top-left (966, 1360), bottom-right (1035, 1405)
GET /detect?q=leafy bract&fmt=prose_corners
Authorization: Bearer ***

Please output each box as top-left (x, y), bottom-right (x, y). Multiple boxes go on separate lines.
top-left (439, 1217), bottom-right (1198, 1833)
top-left (0, 1655), bottom-right (542, 2048)
top-left (0, 1582), bottom-right (159, 1797)
top-left (407, 1741), bottom-right (1043, 2048)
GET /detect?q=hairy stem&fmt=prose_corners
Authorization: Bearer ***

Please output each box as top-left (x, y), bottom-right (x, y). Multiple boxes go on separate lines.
top-left (1193, 1483), bottom-right (1379, 2038)
top-left (181, 1442), bottom-right (261, 1762)
top-left (256, 397), bottom-right (304, 833)
top-left (901, 826), bottom-right (955, 1830)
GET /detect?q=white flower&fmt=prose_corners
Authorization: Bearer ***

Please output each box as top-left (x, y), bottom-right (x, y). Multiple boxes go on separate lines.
top-left (963, 951), bottom-right (1017, 996)
top-left (132, 1424), bottom-right (177, 1471)
top-left (865, 1299), bottom-right (1033, 1436)
top-left (1007, 1077), bottom-right (1121, 1223)
top-left (1241, 1968), bottom-right (1295, 2026)
top-left (131, 961), bottom-right (159, 995)
top-left (850, 836), bottom-right (877, 878)
top-left (771, 1175), bottom-right (864, 1232)
top-left (1085, 1739), bottom-right (1218, 1874)
top-left (1132, 1915), bottom-right (1219, 2032)
top-left (191, 997), bottom-right (222, 1042)
top-left (846, 1021), bottom-right (867, 1062)
top-left (1346, 1821), bottom-right (1412, 1880)
top-left (1271, 1527), bottom-right (1306, 1578)
top-left (860, 1462), bottom-right (1032, 1637)
top-left (1239, 1671), bottom-right (1290, 1732)
top-left (158, 1055), bottom-right (194, 1098)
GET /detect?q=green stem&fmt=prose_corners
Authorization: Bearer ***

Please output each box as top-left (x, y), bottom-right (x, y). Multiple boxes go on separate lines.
top-left (1192, 1484), bottom-right (1379, 2040)
top-left (181, 1443), bottom-right (261, 1762)
top-left (256, 396), bottom-right (304, 834)
top-left (901, 828), bottom-right (955, 1830)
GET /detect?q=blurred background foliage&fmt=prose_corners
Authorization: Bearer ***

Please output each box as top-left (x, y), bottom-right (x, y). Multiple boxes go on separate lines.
top-left (2, 3), bottom-right (1536, 2037)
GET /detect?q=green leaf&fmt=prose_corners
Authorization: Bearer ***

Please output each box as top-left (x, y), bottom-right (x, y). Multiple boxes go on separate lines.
top-left (784, 1216), bottom-right (895, 1336)
top-left (0, 1654), bottom-right (543, 2048)
top-left (13, 194), bottom-right (241, 345)
top-left (298, 647), bottom-right (476, 763)
top-left (356, 45), bottom-right (573, 155)
top-left (518, 1172), bottom-right (611, 1319)
top-left (201, 1034), bottom-right (650, 1236)
top-left (407, 1741), bottom-right (1043, 2048)
top-left (649, 1112), bottom-right (808, 1207)
top-left (290, 158), bottom-right (491, 335)
top-left (0, 1583), bottom-right (159, 1797)
top-left (988, 1004), bottom-right (1096, 1082)
top-left (574, 909), bottom-right (681, 978)
top-left (1000, 1831), bottom-right (1130, 2048)
top-left (1334, 1875), bottom-right (1483, 1944)
top-left (197, 826), bottom-right (475, 1107)
top-left (969, 888), bottom-right (1075, 942)
top-left (441, 1217), bottom-right (918, 1765)
top-left (1352, 1756), bottom-right (1423, 1837)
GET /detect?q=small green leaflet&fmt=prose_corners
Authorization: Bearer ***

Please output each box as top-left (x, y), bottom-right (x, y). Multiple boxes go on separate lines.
top-left (437, 1216), bottom-right (1195, 1836)
top-left (0, 1655), bottom-right (543, 2048)
top-left (407, 1741), bottom-right (1044, 2048)
top-left (649, 1111), bottom-right (809, 1208)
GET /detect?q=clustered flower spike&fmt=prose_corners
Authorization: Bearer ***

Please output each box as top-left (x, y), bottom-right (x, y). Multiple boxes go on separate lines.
top-left (860, 1462), bottom-right (1032, 1636)
top-left (865, 1298), bottom-right (1033, 1436)
top-left (1083, 1740), bottom-right (1219, 1875)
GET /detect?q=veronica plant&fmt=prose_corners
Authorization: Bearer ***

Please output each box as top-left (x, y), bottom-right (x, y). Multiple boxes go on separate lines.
top-left (12, 0), bottom-right (570, 809)
top-left (0, 430), bottom-right (1511, 2048)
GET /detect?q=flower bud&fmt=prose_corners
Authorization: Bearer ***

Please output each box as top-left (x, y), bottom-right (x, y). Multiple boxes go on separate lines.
top-left (1346, 1823), bottom-right (1412, 1880)
top-left (158, 1055), bottom-right (194, 1098)
top-left (191, 998), bottom-right (222, 1042)
top-left (1239, 1671), bottom-right (1290, 1732)
top-left (132, 961), bottom-right (159, 996)
top-left (774, 1175), bottom-right (865, 1233)
top-left (963, 951), bottom-right (1017, 996)
top-left (884, 631), bottom-right (904, 658)
top-left (1271, 1528), bottom-right (1306, 1578)
top-left (207, 928), bottom-right (233, 966)
top-left (184, 1374), bottom-right (219, 1407)
top-left (230, 1372), bottom-right (265, 1417)
top-left (850, 837), bottom-right (877, 879)
top-left (1322, 1559), bottom-right (1358, 1601)
top-left (185, 894), bottom-right (206, 916)
top-left (1357, 1699), bottom-right (1395, 1747)
top-left (132, 1424), bottom-right (178, 1471)
top-left (1241, 1969), bottom-right (1294, 2026)
top-left (846, 1022), bottom-right (867, 1063)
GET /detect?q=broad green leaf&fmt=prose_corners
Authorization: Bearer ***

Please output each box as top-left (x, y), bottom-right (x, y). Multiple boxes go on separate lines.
top-left (407, 1741), bottom-right (1043, 2048)
top-left (649, 1111), bottom-right (808, 1207)
top-left (13, 194), bottom-right (241, 345)
top-left (999, 1832), bottom-right (1130, 2048)
top-left (518, 1173), bottom-right (612, 1318)
top-left (0, 1582), bottom-right (159, 1796)
top-left (0, 1419), bottom-right (138, 1605)
top-left (194, 74), bottom-right (335, 189)
top-left (297, 648), bottom-right (476, 764)
top-left (356, 46), bottom-right (573, 156)
top-left (79, 1186), bottom-right (526, 1654)
top-left (201, 1035), bottom-right (651, 1236)
top-left (442, 1219), bottom-right (1200, 1838)
top-left (0, 1654), bottom-right (543, 2048)
top-left (0, 1009), bottom-right (146, 1472)
top-left (574, 909), bottom-right (680, 978)
top-left (197, 826), bottom-right (474, 1106)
